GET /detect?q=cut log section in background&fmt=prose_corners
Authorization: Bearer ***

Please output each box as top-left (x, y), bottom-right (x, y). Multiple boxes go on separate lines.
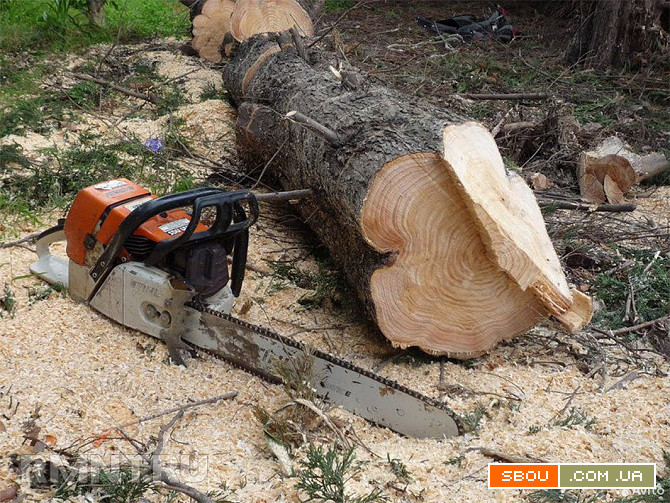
top-left (223, 34), bottom-right (592, 357)
top-left (578, 136), bottom-right (669, 204)
top-left (191, 0), bottom-right (236, 62)
top-left (182, 0), bottom-right (320, 62)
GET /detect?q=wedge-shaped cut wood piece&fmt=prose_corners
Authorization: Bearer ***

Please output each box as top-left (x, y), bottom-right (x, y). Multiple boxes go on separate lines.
top-left (192, 0), bottom-right (236, 62)
top-left (230, 0), bottom-right (314, 42)
top-left (361, 153), bottom-right (546, 356)
top-left (603, 173), bottom-right (626, 205)
top-left (441, 122), bottom-right (591, 330)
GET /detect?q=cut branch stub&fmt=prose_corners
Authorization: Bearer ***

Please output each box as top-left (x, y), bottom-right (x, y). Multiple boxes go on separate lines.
top-left (192, 0), bottom-right (236, 62)
top-left (230, 0), bottom-right (314, 42)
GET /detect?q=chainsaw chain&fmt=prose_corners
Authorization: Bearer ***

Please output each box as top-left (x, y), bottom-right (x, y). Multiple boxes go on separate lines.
top-left (186, 300), bottom-right (464, 434)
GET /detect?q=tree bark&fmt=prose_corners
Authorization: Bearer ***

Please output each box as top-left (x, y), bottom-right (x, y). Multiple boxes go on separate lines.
top-left (566, 0), bottom-right (669, 68)
top-left (224, 34), bottom-right (591, 356)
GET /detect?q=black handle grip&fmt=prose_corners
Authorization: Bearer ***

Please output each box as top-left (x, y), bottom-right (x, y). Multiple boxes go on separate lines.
top-left (144, 190), bottom-right (258, 267)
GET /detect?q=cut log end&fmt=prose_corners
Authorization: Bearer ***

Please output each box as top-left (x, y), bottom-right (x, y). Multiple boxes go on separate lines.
top-left (230, 0), bottom-right (315, 42)
top-left (191, 0), bottom-right (236, 62)
top-left (441, 123), bottom-right (591, 332)
top-left (361, 153), bottom-right (546, 356)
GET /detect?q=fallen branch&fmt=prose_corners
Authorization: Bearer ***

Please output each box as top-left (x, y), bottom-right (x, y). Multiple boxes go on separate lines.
top-left (119, 411), bottom-right (216, 503)
top-left (151, 412), bottom-right (216, 503)
top-left (0, 231), bottom-right (42, 249)
top-left (591, 326), bottom-right (668, 358)
top-left (607, 315), bottom-right (670, 336)
top-left (119, 391), bottom-right (238, 428)
top-left (72, 73), bottom-right (159, 104)
top-left (538, 200), bottom-right (636, 212)
top-left (605, 371), bottom-right (641, 393)
top-left (255, 188), bottom-right (313, 203)
top-left (498, 121), bottom-right (537, 134)
top-left (460, 92), bottom-right (549, 101)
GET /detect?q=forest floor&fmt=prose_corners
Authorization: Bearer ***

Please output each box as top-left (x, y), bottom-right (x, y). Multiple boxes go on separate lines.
top-left (0, 1), bottom-right (668, 502)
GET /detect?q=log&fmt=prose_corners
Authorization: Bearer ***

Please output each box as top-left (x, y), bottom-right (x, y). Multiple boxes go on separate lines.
top-left (230, 0), bottom-right (315, 42)
top-left (182, 0), bottom-right (321, 62)
top-left (223, 34), bottom-right (592, 356)
top-left (191, 0), bottom-right (236, 62)
top-left (577, 136), bottom-right (669, 204)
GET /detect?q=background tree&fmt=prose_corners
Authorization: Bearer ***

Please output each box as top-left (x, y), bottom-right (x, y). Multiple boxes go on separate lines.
top-left (565, 0), bottom-right (669, 68)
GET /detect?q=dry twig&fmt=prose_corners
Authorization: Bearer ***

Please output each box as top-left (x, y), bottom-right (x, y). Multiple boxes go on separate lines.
top-left (72, 73), bottom-right (159, 104)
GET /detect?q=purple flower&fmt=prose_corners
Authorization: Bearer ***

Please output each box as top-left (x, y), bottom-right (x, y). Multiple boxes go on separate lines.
top-left (144, 138), bottom-right (164, 152)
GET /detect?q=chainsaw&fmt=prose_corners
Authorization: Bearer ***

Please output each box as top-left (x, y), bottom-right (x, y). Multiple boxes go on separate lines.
top-left (29, 178), bottom-right (462, 438)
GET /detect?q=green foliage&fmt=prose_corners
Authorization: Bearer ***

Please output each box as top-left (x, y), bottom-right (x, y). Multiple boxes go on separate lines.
top-left (0, 93), bottom-right (68, 137)
top-left (552, 407), bottom-right (597, 432)
top-left (295, 444), bottom-right (386, 503)
top-left (43, 0), bottom-right (87, 33)
top-left (387, 454), bottom-right (412, 484)
top-left (200, 82), bottom-right (230, 102)
top-left (0, 144), bottom-right (31, 171)
top-left (593, 248), bottom-right (670, 330)
top-left (156, 83), bottom-right (187, 115)
top-left (54, 465), bottom-right (154, 502)
top-left (445, 454), bottom-right (464, 467)
top-left (28, 283), bottom-right (66, 304)
top-left (527, 489), bottom-right (605, 503)
top-left (65, 81), bottom-right (101, 108)
top-left (461, 404), bottom-right (486, 434)
top-left (0, 284), bottom-right (17, 318)
top-left (324, 0), bottom-right (354, 13)
top-left (0, 140), bottom-right (192, 213)
top-left (0, 0), bottom-right (190, 52)
top-left (266, 259), bottom-right (344, 309)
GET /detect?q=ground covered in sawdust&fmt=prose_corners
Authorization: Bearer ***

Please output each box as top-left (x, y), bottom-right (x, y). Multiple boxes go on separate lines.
top-left (1, 2), bottom-right (669, 502)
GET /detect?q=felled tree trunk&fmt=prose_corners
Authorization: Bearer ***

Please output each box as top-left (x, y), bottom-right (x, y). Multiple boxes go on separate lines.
top-left (224, 34), bottom-right (592, 357)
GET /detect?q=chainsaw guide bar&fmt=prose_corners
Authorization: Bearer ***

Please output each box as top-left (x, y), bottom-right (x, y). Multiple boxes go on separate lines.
top-left (185, 300), bottom-right (464, 438)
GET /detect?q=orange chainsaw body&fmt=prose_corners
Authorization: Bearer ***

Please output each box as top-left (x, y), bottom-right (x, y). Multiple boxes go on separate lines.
top-left (64, 178), bottom-right (206, 266)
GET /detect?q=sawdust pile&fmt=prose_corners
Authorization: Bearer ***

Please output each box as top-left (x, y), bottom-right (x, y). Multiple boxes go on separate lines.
top-left (0, 40), bottom-right (669, 503)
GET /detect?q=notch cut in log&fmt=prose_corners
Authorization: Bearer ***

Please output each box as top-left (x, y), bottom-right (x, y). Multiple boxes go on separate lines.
top-left (225, 34), bottom-right (592, 357)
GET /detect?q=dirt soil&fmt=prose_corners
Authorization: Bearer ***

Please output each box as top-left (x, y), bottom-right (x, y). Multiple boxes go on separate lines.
top-left (1, 2), bottom-right (669, 502)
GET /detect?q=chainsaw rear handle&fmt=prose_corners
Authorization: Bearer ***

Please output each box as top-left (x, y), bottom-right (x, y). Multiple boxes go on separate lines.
top-left (88, 187), bottom-right (258, 301)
